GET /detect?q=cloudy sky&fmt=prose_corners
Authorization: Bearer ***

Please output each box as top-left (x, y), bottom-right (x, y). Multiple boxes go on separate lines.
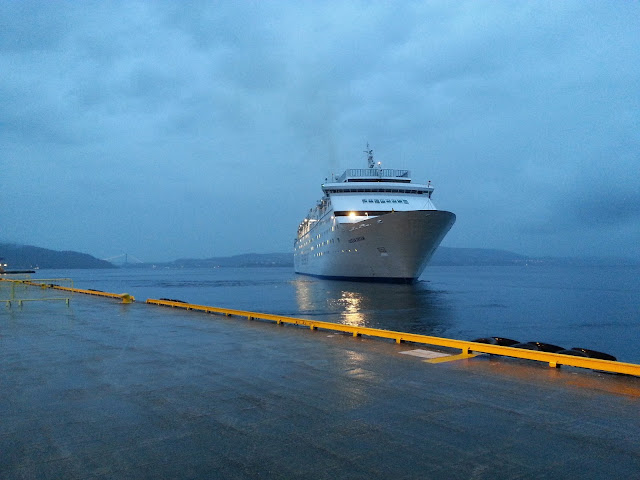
top-left (2, 1), bottom-right (638, 262)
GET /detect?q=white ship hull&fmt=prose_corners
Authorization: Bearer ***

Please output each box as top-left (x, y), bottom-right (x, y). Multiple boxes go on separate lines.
top-left (294, 146), bottom-right (455, 283)
top-left (294, 210), bottom-right (455, 283)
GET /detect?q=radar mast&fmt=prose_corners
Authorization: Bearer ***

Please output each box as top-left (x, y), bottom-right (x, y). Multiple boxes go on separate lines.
top-left (364, 143), bottom-right (374, 169)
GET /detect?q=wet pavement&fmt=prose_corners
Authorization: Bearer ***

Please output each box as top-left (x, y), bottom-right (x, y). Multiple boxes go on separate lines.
top-left (1, 294), bottom-right (639, 479)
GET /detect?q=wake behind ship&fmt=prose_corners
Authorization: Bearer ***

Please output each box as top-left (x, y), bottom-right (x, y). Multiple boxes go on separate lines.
top-left (294, 146), bottom-right (455, 283)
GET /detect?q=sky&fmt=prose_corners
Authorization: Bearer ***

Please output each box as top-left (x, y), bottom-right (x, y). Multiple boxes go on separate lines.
top-left (1, 1), bottom-right (639, 262)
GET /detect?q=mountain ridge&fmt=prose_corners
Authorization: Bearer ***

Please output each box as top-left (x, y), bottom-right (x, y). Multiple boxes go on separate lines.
top-left (1, 243), bottom-right (636, 269)
top-left (166, 248), bottom-right (637, 268)
top-left (0, 243), bottom-right (114, 269)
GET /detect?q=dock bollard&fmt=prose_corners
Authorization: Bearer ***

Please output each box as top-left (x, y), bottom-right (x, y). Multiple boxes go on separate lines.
top-left (119, 294), bottom-right (135, 304)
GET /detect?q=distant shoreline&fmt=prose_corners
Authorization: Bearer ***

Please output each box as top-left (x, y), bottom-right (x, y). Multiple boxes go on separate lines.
top-left (132, 249), bottom-right (640, 269)
top-left (2, 243), bottom-right (637, 270)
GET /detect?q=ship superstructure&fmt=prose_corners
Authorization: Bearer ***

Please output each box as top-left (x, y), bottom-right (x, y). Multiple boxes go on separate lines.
top-left (293, 146), bottom-right (455, 283)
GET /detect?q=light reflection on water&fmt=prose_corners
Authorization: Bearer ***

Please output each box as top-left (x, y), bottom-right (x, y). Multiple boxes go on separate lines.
top-left (339, 291), bottom-right (365, 327)
top-left (292, 275), bottom-right (453, 335)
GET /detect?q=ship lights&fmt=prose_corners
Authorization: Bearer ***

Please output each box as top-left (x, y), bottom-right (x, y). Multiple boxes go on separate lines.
top-left (349, 212), bottom-right (356, 217)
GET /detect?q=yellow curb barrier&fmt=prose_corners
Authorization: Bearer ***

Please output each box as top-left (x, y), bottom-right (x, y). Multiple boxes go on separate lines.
top-left (1, 279), bottom-right (134, 303)
top-left (146, 298), bottom-right (640, 377)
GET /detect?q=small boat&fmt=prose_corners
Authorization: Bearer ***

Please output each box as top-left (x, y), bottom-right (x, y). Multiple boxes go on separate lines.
top-left (0, 260), bottom-right (35, 275)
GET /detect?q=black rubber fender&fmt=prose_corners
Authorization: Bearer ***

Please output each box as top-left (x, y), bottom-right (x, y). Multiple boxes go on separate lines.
top-left (471, 337), bottom-right (519, 346)
top-left (571, 348), bottom-right (617, 361)
top-left (472, 337), bottom-right (497, 344)
top-left (557, 349), bottom-right (589, 357)
top-left (528, 342), bottom-right (565, 353)
top-left (510, 342), bottom-right (541, 351)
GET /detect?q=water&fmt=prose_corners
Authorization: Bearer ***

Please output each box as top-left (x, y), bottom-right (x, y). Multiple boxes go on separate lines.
top-left (28, 265), bottom-right (640, 363)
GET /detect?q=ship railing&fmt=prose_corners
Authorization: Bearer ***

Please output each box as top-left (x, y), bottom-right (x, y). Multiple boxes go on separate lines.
top-left (337, 168), bottom-right (410, 183)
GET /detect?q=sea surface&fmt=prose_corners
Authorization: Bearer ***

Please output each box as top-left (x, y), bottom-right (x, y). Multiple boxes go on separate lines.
top-left (28, 265), bottom-right (640, 363)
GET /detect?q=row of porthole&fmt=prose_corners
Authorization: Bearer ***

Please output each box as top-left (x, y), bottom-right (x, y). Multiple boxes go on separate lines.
top-left (311, 249), bottom-right (358, 257)
top-left (362, 199), bottom-right (409, 204)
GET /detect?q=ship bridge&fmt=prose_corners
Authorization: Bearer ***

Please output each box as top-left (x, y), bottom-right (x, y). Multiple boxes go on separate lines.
top-left (335, 168), bottom-right (411, 183)
top-left (321, 182), bottom-right (433, 196)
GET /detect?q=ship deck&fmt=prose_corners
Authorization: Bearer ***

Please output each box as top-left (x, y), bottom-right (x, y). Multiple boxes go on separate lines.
top-left (2, 294), bottom-right (639, 479)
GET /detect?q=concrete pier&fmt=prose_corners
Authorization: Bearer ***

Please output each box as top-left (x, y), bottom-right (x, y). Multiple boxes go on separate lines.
top-left (2, 296), bottom-right (639, 479)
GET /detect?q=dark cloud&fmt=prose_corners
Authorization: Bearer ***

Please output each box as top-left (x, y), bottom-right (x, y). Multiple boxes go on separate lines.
top-left (1, 1), bottom-right (638, 261)
top-left (0, 1), bottom-right (73, 52)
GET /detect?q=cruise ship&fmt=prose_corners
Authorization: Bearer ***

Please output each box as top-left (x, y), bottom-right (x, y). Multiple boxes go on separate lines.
top-left (294, 147), bottom-right (456, 283)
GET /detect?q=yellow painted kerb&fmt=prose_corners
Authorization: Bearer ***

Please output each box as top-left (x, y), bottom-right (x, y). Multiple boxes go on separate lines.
top-left (145, 298), bottom-right (640, 377)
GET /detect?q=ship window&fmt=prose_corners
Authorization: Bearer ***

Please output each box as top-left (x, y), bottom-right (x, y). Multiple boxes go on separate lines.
top-left (368, 199), bottom-right (373, 203)
top-left (403, 200), bottom-right (409, 204)
top-left (362, 199), bottom-right (367, 203)
top-left (374, 199), bottom-right (380, 203)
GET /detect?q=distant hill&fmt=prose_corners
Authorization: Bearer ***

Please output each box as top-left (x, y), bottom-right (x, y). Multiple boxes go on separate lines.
top-left (429, 248), bottom-right (638, 267)
top-left (168, 249), bottom-right (531, 268)
top-left (429, 247), bottom-right (530, 266)
top-left (0, 243), bottom-right (114, 269)
top-left (7, 242), bottom-right (633, 270)
top-left (162, 248), bottom-right (637, 268)
top-left (172, 253), bottom-right (294, 268)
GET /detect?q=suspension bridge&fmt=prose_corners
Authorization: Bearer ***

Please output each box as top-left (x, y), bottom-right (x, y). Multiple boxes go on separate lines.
top-left (103, 253), bottom-right (145, 265)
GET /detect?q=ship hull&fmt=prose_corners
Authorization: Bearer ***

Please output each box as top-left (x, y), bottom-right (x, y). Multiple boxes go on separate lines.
top-left (294, 210), bottom-right (455, 283)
